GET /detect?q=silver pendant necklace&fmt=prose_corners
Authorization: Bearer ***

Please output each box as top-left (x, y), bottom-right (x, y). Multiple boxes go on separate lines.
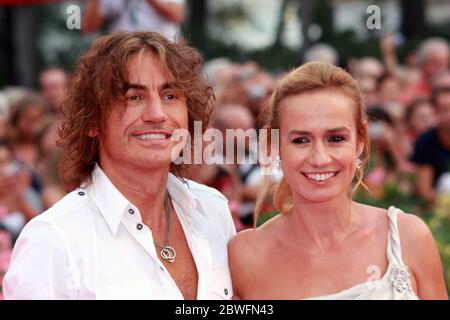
top-left (153, 192), bottom-right (176, 263)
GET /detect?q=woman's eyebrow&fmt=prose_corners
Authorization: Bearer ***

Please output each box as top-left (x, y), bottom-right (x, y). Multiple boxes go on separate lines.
top-left (288, 127), bottom-right (350, 135)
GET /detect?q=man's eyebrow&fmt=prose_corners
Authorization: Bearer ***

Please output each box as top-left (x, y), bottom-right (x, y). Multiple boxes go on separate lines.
top-left (123, 82), bottom-right (179, 91)
top-left (160, 82), bottom-right (178, 90)
top-left (123, 83), bottom-right (147, 91)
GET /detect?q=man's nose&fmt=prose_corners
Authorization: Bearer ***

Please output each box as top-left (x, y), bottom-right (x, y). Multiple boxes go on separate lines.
top-left (142, 95), bottom-right (166, 123)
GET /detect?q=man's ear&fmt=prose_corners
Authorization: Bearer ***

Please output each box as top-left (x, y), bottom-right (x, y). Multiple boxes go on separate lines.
top-left (88, 128), bottom-right (99, 137)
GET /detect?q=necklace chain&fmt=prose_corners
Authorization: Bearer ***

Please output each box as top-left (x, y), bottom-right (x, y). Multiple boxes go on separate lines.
top-left (153, 191), bottom-right (176, 263)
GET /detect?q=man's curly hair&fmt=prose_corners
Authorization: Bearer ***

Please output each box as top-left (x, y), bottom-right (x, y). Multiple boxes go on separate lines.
top-left (58, 32), bottom-right (214, 191)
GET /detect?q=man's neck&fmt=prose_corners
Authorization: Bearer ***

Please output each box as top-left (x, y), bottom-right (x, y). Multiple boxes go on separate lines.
top-left (99, 160), bottom-right (170, 228)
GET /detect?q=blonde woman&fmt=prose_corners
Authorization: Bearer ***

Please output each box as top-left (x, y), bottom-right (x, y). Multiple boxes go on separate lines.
top-left (228, 62), bottom-right (448, 300)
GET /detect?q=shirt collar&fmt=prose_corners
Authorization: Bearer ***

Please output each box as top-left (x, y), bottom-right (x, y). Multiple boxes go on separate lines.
top-left (167, 173), bottom-right (198, 219)
top-left (86, 164), bottom-right (198, 235)
top-left (87, 164), bottom-right (131, 235)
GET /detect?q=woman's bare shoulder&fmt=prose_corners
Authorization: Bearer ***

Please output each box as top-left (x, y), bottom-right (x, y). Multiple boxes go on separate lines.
top-left (395, 209), bottom-right (448, 299)
top-left (229, 213), bottom-right (283, 246)
top-left (352, 202), bottom-right (430, 237)
top-left (228, 214), bottom-right (285, 270)
top-left (227, 228), bottom-right (260, 296)
top-left (352, 202), bottom-right (391, 230)
top-left (396, 210), bottom-right (430, 236)
top-left (228, 228), bottom-right (258, 257)
top-left (227, 215), bottom-right (286, 298)
top-left (395, 209), bottom-right (434, 260)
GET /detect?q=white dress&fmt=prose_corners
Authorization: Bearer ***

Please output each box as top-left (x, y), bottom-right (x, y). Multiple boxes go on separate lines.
top-left (305, 206), bottom-right (419, 300)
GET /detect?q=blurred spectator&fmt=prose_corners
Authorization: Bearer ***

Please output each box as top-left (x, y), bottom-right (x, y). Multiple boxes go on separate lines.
top-left (405, 51), bottom-right (420, 69)
top-left (0, 88), bottom-right (35, 115)
top-left (35, 115), bottom-right (65, 209)
top-left (375, 73), bottom-right (406, 138)
top-left (396, 67), bottom-right (423, 106)
top-left (403, 99), bottom-right (437, 159)
top-left (358, 76), bottom-right (379, 107)
top-left (83, 0), bottom-right (185, 41)
top-left (352, 57), bottom-right (385, 108)
top-left (8, 94), bottom-right (47, 167)
top-left (411, 87), bottom-right (450, 203)
top-left (187, 104), bottom-right (262, 229)
top-left (204, 59), bottom-right (275, 123)
top-left (0, 140), bottom-right (39, 241)
top-left (380, 34), bottom-right (400, 76)
top-left (366, 107), bottom-right (410, 180)
top-left (203, 104), bottom-right (258, 227)
top-left (239, 66), bottom-right (274, 121)
top-left (303, 43), bottom-right (339, 65)
top-left (353, 57), bottom-right (385, 81)
top-left (203, 57), bottom-right (237, 87)
top-left (203, 58), bottom-right (242, 107)
top-left (0, 117), bottom-right (8, 142)
top-left (399, 67), bottom-right (422, 89)
top-left (35, 115), bottom-right (60, 174)
top-left (377, 73), bottom-right (401, 105)
top-left (404, 99), bottom-right (437, 143)
top-left (414, 38), bottom-right (450, 96)
top-left (0, 93), bottom-right (10, 141)
top-left (379, 34), bottom-right (426, 106)
top-left (430, 70), bottom-right (450, 90)
top-left (0, 226), bottom-right (12, 300)
top-left (39, 67), bottom-right (67, 114)
top-left (212, 104), bottom-right (281, 226)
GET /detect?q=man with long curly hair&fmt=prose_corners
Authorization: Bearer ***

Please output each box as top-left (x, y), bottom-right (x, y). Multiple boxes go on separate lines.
top-left (3, 32), bottom-right (236, 300)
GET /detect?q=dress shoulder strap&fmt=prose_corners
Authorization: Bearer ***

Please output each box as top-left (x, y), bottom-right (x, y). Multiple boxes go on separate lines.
top-left (385, 206), bottom-right (417, 296)
top-left (386, 206), bottom-right (406, 266)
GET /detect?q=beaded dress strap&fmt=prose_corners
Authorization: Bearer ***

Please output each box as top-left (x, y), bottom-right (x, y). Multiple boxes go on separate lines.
top-left (386, 206), bottom-right (404, 265)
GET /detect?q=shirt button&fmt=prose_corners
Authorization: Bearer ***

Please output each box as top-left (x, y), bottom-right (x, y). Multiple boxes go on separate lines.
top-left (160, 266), bottom-right (164, 271)
top-left (224, 288), bottom-right (228, 295)
top-left (136, 223), bottom-right (143, 230)
top-left (78, 191), bottom-right (85, 196)
top-left (128, 208), bottom-right (135, 214)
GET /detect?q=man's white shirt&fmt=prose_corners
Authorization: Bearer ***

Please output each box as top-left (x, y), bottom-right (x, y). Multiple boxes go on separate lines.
top-left (3, 164), bottom-right (236, 299)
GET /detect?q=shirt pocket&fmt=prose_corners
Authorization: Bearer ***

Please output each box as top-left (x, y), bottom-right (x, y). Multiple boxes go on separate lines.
top-left (210, 268), bottom-right (233, 300)
top-left (94, 279), bottom-right (153, 300)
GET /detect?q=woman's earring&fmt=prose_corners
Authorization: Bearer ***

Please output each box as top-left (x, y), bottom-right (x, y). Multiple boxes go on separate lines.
top-left (355, 158), bottom-right (362, 169)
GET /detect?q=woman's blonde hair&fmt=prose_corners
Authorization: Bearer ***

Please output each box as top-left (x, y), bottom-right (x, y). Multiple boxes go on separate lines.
top-left (255, 62), bottom-right (370, 225)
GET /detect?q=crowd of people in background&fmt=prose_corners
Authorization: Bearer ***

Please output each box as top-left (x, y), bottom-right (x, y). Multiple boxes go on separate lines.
top-left (1, 32), bottom-right (450, 298)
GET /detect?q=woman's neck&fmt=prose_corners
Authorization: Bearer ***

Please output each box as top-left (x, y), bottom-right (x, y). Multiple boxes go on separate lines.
top-left (286, 193), bottom-right (357, 250)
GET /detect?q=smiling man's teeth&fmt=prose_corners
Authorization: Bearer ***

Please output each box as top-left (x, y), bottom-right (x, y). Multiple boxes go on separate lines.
top-left (135, 133), bottom-right (167, 140)
top-left (305, 172), bottom-right (337, 181)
